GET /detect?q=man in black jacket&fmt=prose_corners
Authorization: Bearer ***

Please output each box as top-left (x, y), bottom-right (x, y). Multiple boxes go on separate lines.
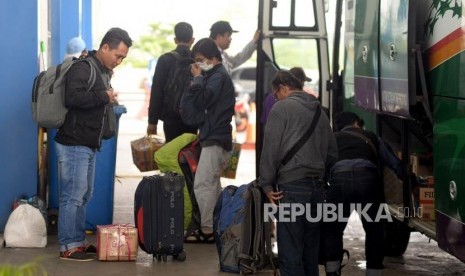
top-left (55, 27), bottom-right (132, 261)
top-left (147, 22), bottom-right (198, 142)
top-left (322, 112), bottom-right (403, 276)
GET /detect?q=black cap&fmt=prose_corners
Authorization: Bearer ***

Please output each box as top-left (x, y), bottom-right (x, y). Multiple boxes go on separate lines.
top-left (289, 67), bottom-right (312, 83)
top-left (210, 21), bottom-right (238, 38)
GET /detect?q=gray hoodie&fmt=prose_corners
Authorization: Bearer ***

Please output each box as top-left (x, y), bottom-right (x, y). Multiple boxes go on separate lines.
top-left (259, 92), bottom-right (338, 194)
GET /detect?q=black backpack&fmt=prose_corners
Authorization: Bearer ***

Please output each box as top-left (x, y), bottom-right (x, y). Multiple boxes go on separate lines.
top-left (163, 51), bottom-right (194, 118)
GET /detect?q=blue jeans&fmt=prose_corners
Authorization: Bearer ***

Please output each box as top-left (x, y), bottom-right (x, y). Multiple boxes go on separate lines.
top-left (322, 167), bottom-right (384, 271)
top-left (277, 178), bottom-right (325, 276)
top-left (56, 143), bottom-right (96, 252)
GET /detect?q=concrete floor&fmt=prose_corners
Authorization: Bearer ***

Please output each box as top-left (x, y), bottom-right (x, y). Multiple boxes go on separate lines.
top-left (2, 84), bottom-right (465, 275)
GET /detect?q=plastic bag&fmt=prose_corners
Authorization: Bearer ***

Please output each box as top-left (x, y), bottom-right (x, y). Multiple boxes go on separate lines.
top-left (4, 204), bottom-right (47, 248)
top-left (221, 142), bottom-right (242, 179)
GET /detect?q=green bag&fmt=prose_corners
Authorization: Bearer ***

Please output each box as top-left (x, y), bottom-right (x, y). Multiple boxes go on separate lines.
top-left (154, 133), bottom-right (197, 230)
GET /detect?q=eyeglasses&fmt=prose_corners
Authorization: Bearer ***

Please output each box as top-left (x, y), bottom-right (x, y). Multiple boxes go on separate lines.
top-left (272, 85), bottom-right (281, 97)
top-left (194, 57), bottom-right (207, 63)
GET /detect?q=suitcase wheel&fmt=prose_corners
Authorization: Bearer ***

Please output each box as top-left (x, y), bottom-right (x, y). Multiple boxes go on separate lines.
top-left (173, 250), bottom-right (186, 262)
top-left (154, 254), bottom-right (168, 262)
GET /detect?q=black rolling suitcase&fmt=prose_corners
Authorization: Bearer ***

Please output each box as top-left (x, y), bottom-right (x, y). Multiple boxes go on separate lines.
top-left (134, 173), bottom-right (186, 261)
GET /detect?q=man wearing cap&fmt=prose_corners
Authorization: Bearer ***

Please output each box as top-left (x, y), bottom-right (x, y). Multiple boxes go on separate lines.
top-left (209, 20), bottom-right (260, 74)
top-left (261, 67), bottom-right (316, 124)
top-left (64, 37), bottom-right (88, 60)
top-left (147, 22), bottom-right (198, 142)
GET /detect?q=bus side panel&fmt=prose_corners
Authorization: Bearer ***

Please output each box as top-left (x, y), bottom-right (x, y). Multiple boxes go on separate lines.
top-left (342, 0), bottom-right (377, 131)
top-left (379, 0), bottom-right (411, 117)
top-left (434, 95), bottom-right (465, 262)
top-left (425, 0), bottom-right (465, 99)
top-left (353, 0), bottom-right (380, 112)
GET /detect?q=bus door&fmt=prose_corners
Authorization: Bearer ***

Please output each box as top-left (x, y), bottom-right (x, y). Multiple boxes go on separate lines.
top-left (256, 0), bottom-right (330, 172)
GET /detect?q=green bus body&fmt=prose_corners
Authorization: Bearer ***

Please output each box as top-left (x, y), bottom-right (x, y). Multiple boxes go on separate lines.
top-left (258, 0), bottom-right (465, 262)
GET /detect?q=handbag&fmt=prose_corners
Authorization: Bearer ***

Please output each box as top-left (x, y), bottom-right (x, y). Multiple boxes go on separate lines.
top-left (102, 103), bottom-right (116, 139)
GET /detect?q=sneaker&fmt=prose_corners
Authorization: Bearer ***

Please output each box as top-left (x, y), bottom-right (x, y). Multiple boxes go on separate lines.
top-left (80, 244), bottom-right (97, 255)
top-left (60, 248), bottom-right (94, 261)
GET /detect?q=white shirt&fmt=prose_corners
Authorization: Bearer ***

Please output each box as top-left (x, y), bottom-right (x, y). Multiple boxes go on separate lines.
top-left (220, 39), bottom-right (257, 74)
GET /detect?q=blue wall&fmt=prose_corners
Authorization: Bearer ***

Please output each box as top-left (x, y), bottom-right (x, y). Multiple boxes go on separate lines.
top-left (51, 0), bottom-right (93, 65)
top-left (0, 1), bottom-right (39, 231)
top-left (0, 0), bottom-right (93, 231)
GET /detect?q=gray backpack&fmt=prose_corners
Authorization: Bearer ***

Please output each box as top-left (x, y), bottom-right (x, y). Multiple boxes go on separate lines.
top-left (31, 57), bottom-right (96, 128)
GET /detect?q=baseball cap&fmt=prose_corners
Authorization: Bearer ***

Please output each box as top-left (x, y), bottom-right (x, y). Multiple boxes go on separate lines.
top-left (289, 67), bottom-right (312, 83)
top-left (66, 37), bottom-right (86, 57)
top-left (210, 21), bottom-right (238, 38)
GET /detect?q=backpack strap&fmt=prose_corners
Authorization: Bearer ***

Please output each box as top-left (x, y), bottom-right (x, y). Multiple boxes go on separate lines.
top-left (340, 130), bottom-right (378, 157)
top-left (80, 57), bottom-right (99, 90)
top-left (168, 50), bottom-right (182, 61)
top-left (281, 104), bottom-right (321, 166)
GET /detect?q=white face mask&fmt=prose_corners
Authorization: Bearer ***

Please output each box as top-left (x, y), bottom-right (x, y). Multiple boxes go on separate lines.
top-left (197, 61), bottom-right (214, 71)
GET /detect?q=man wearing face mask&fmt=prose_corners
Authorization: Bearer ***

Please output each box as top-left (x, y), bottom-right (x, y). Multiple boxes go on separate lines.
top-left (209, 21), bottom-right (260, 74)
top-left (181, 38), bottom-right (235, 241)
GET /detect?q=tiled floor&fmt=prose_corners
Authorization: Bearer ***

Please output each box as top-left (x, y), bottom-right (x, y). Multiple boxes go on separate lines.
top-left (2, 105), bottom-right (465, 275)
top-left (0, 115), bottom-right (262, 276)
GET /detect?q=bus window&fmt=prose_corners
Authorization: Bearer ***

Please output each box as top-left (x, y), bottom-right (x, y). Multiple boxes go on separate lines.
top-left (295, 0), bottom-right (316, 27)
top-left (271, 0), bottom-right (317, 30)
top-left (272, 38), bottom-right (320, 92)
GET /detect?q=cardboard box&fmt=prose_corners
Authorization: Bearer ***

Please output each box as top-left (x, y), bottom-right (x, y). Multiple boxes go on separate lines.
top-left (410, 154), bottom-right (432, 177)
top-left (97, 224), bottom-right (138, 261)
top-left (419, 187), bottom-right (435, 220)
top-left (130, 136), bottom-right (165, 172)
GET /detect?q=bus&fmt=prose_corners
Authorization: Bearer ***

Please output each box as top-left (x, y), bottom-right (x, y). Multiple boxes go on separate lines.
top-left (255, 0), bottom-right (465, 262)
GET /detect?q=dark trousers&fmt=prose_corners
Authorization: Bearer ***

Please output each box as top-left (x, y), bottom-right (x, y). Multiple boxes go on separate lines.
top-left (322, 168), bottom-right (385, 270)
top-left (277, 178), bottom-right (325, 276)
top-left (163, 120), bottom-right (197, 143)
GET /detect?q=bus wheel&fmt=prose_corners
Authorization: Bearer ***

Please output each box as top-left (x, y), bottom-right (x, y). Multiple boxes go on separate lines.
top-left (384, 218), bottom-right (411, 256)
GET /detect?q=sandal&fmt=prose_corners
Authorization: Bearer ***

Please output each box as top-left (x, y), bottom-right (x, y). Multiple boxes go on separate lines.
top-left (184, 230), bottom-right (215, 243)
top-left (185, 232), bottom-right (201, 243)
top-left (200, 232), bottom-right (215, 243)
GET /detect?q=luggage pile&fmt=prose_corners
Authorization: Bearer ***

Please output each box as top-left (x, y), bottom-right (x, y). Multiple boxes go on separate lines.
top-left (131, 133), bottom-right (278, 274)
top-left (213, 181), bottom-right (278, 274)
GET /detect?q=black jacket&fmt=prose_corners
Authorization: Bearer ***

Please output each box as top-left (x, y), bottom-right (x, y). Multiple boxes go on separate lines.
top-left (189, 64), bottom-right (235, 151)
top-left (148, 45), bottom-right (191, 125)
top-left (335, 127), bottom-right (379, 165)
top-left (55, 51), bottom-right (111, 149)
top-left (334, 127), bottom-right (404, 178)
